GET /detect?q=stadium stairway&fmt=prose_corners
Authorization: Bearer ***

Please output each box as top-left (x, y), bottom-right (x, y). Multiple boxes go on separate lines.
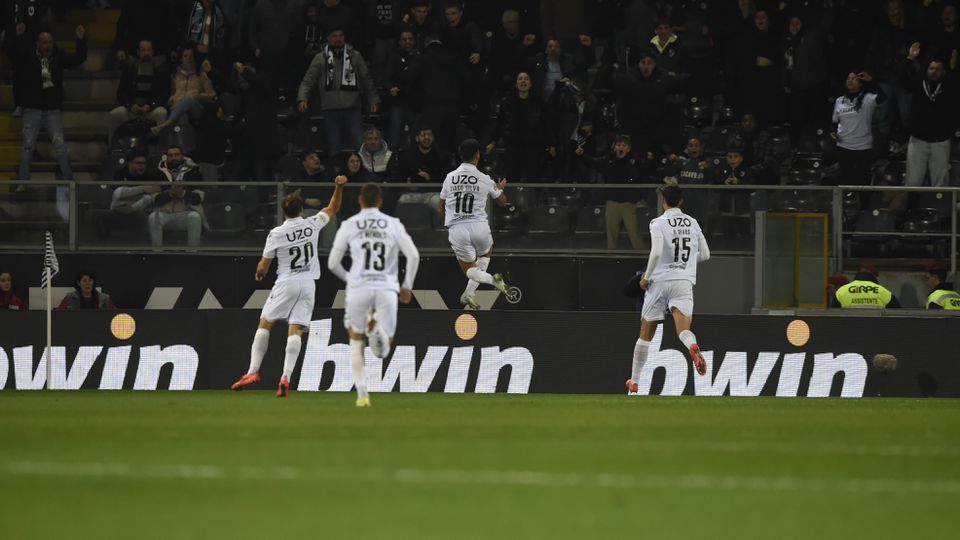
top-left (0, 8), bottom-right (119, 184)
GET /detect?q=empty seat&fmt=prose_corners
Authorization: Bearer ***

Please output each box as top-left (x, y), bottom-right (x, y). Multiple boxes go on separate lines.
top-left (394, 202), bottom-right (433, 231)
top-left (492, 203), bottom-right (525, 236)
top-left (575, 205), bottom-right (605, 235)
top-left (205, 201), bottom-right (247, 236)
top-left (854, 208), bottom-right (896, 232)
top-left (916, 191), bottom-right (953, 217)
top-left (528, 205), bottom-right (572, 236)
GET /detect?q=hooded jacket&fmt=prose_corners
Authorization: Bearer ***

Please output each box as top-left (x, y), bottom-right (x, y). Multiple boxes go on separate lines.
top-left (359, 140), bottom-right (392, 174)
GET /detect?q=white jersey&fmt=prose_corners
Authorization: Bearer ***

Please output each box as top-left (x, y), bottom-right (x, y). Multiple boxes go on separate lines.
top-left (332, 208), bottom-right (412, 292)
top-left (647, 207), bottom-right (708, 284)
top-left (440, 163), bottom-right (502, 227)
top-left (263, 213), bottom-right (331, 283)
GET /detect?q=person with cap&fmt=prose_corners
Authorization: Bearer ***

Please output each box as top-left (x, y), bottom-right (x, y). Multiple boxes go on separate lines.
top-left (835, 264), bottom-right (901, 309)
top-left (924, 262), bottom-right (960, 310)
top-left (614, 49), bottom-right (685, 158)
top-left (827, 273), bottom-right (849, 308)
top-left (297, 23), bottom-right (379, 157)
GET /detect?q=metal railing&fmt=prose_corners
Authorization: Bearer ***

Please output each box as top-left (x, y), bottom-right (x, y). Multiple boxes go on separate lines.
top-left (1, 180), bottom-right (957, 274)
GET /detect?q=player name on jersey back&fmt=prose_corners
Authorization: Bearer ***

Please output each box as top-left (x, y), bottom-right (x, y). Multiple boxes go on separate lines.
top-left (265, 214), bottom-right (330, 282)
top-left (649, 209), bottom-right (703, 284)
top-left (441, 164), bottom-right (501, 227)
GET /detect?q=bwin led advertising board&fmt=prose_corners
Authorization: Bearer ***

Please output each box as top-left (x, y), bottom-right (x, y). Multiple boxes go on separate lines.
top-left (0, 311), bottom-right (957, 397)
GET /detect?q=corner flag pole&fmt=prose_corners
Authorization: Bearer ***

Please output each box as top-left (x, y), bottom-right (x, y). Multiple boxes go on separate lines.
top-left (42, 231), bottom-right (59, 391)
top-left (46, 265), bottom-right (52, 390)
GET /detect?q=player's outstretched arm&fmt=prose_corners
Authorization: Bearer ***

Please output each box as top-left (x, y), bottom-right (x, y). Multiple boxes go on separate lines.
top-left (321, 175), bottom-right (348, 219)
top-left (255, 257), bottom-right (272, 282)
top-left (495, 178), bottom-right (508, 207)
top-left (697, 229), bottom-right (711, 262)
top-left (398, 232), bottom-right (420, 303)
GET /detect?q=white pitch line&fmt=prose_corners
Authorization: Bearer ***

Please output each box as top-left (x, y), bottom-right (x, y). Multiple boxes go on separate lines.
top-left (5, 461), bottom-right (960, 495)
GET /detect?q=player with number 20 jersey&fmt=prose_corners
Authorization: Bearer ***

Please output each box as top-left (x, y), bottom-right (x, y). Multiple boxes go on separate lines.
top-left (232, 176), bottom-right (347, 397)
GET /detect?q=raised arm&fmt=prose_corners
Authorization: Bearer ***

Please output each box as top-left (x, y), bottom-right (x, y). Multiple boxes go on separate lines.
top-left (321, 175), bottom-right (348, 219)
top-left (493, 178), bottom-right (508, 207)
top-left (327, 230), bottom-right (349, 283)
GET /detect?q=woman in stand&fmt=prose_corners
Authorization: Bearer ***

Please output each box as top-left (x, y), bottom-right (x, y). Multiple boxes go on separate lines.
top-left (833, 71), bottom-right (885, 207)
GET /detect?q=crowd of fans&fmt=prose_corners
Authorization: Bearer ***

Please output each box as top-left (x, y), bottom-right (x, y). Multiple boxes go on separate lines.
top-left (3, 0), bottom-right (960, 251)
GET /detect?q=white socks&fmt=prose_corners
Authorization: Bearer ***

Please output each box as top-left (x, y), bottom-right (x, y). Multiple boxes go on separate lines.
top-left (463, 257), bottom-right (491, 296)
top-left (631, 338), bottom-right (650, 382)
top-left (282, 335), bottom-right (302, 380)
top-left (466, 265), bottom-right (495, 285)
top-left (679, 330), bottom-right (698, 351)
top-left (350, 338), bottom-right (369, 400)
top-left (248, 328), bottom-right (270, 375)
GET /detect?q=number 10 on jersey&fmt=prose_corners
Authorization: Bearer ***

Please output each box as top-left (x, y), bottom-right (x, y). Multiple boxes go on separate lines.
top-left (454, 192), bottom-right (475, 214)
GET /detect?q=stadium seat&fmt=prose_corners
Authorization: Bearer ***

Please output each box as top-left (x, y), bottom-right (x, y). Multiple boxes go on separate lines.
top-left (293, 115), bottom-right (325, 154)
top-left (875, 161), bottom-right (906, 186)
top-left (716, 106), bottom-right (738, 126)
top-left (507, 186), bottom-right (537, 214)
top-left (492, 203), bottom-right (525, 237)
top-left (157, 122), bottom-right (197, 156)
top-left (528, 205), bottom-right (572, 237)
top-left (394, 202), bottom-right (433, 231)
top-left (683, 96), bottom-right (711, 128)
top-left (854, 208), bottom-right (896, 232)
top-left (575, 205), bottom-right (605, 236)
top-left (916, 191), bottom-right (953, 220)
top-left (205, 201), bottom-right (247, 237)
top-left (98, 154), bottom-right (126, 182)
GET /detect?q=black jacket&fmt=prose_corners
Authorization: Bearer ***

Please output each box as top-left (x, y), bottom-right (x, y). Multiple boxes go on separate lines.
top-left (899, 59), bottom-right (958, 142)
top-left (486, 92), bottom-right (549, 147)
top-left (116, 61), bottom-right (170, 110)
top-left (614, 67), bottom-right (684, 132)
top-left (388, 146), bottom-right (453, 184)
top-left (14, 37), bottom-right (87, 110)
top-left (383, 47), bottom-right (419, 108)
top-left (409, 46), bottom-right (470, 109)
top-left (601, 152), bottom-right (643, 202)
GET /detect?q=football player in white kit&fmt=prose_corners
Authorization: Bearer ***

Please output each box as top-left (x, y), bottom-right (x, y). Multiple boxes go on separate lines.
top-left (626, 184), bottom-right (711, 393)
top-left (439, 138), bottom-right (516, 309)
top-left (328, 183), bottom-right (420, 407)
top-left (231, 176), bottom-right (347, 397)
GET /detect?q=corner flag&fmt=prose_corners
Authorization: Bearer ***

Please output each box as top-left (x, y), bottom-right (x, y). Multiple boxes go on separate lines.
top-left (42, 231), bottom-right (59, 288)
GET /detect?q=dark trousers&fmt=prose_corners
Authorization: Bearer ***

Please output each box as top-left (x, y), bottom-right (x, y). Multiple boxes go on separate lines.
top-left (837, 146), bottom-right (875, 209)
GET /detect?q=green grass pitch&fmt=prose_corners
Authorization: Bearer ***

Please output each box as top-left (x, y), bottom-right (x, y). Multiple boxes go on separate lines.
top-left (1, 392), bottom-right (958, 539)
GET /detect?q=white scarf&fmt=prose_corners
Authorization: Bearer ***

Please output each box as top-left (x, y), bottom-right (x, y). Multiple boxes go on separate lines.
top-left (324, 44), bottom-right (357, 91)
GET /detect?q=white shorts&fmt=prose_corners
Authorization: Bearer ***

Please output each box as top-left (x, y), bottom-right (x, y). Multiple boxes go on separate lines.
top-left (448, 221), bottom-right (493, 262)
top-left (641, 280), bottom-right (694, 321)
top-left (261, 279), bottom-right (316, 326)
top-left (344, 287), bottom-right (399, 337)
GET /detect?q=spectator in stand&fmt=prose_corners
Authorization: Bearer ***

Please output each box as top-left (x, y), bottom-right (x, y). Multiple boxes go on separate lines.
top-left (865, 0), bottom-right (918, 149)
top-left (649, 18), bottom-right (686, 78)
top-left (294, 3), bottom-right (324, 83)
top-left (732, 113), bottom-right (777, 183)
top-left (671, 0), bottom-right (717, 101)
top-left (489, 9), bottom-right (537, 92)
top-left (223, 62), bottom-right (279, 181)
top-left (0, 271), bottom-right (28, 311)
top-left (530, 37), bottom-right (587, 103)
top-left (291, 149), bottom-right (327, 183)
top-left (4, 0), bottom-right (50, 117)
top-left (13, 24), bottom-right (86, 184)
top-left (317, 0), bottom-right (363, 54)
top-left (149, 179), bottom-right (206, 249)
top-left (735, 9), bottom-right (785, 127)
top-left (58, 271), bottom-right (116, 310)
top-left (924, 261), bottom-right (960, 310)
top-left (384, 27), bottom-right (420, 150)
top-left (782, 4), bottom-right (834, 140)
top-left (408, 34), bottom-right (469, 153)
top-left (665, 137), bottom-right (714, 220)
top-left (930, 2), bottom-right (960, 64)
top-left (901, 42), bottom-right (957, 188)
top-left (108, 40), bottom-right (170, 142)
top-left (827, 273), bottom-right (849, 308)
top-left (332, 150), bottom-right (376, 215)
top-left (549, 78), bottom-right (595, 182)
top-left (439, 1), bottom-right (483, 68)
top-left (297, 25), bottom-right (379, 156)
top-left (403, 0), bottom-right (440, 51)
top-left (249, 0), bottom-right (299, 96)
top-left (388, 126), bottom-right (451, 184)
top-left (615, 50), bottom-right (685, 159)
top-left (151, 44), bottom-right (216, 135)
top-left (366, 0), bottom-right (404, 86)
top-left (833, 71), bottom-right (884, 194)
top-left (183, 0), bottom-right (228, 68)
top-left (155, 144), bottom-right (203, 183)
top-left (484, 71), bottom-right (554, 181)
top-left (110, 148), bottom-right (160, 215)
top-left (110, 0), bottom-right (174, 70)
top-left (358, 126), bottom-right (392, 177)
top-left (601, 134), bottom-right (643, 250)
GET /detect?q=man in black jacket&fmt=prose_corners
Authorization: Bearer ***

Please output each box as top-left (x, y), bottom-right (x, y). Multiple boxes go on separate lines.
top-left (384, 27), bottom-right (420, 150)
top-left (389, 126), bottom-right (452, 184)
top-left (108, 39), bottom-right (170, 142)
top-left (14, 24), bottom-right (86, 182)
top-left (614, 50), bottom-right (685, 159)
top-left (902, 42), bottom-right (957, 187)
